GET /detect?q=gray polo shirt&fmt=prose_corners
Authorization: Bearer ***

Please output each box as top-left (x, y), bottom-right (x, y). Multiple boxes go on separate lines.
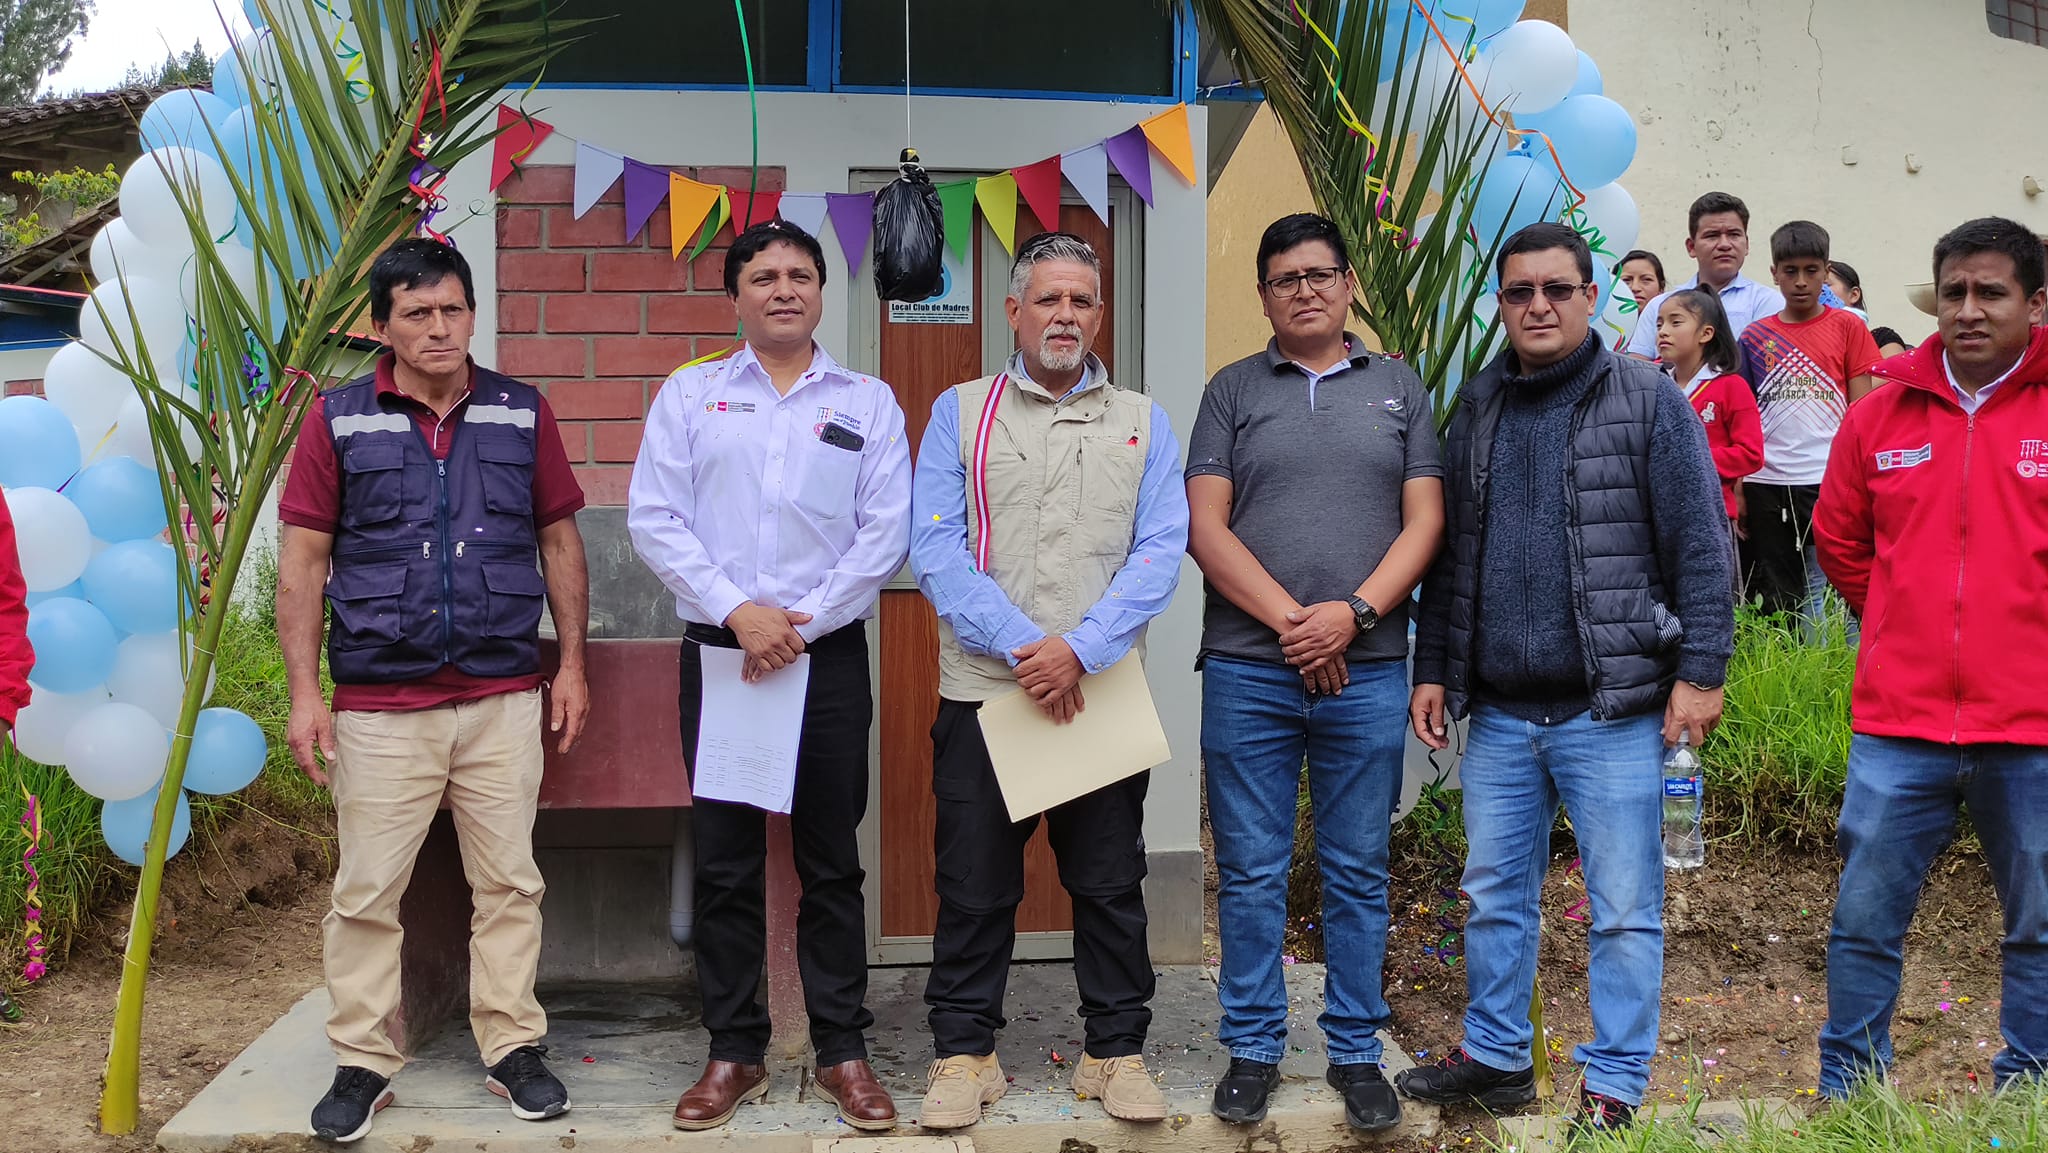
top-left (1186, 336), bottom-right (1443, 666)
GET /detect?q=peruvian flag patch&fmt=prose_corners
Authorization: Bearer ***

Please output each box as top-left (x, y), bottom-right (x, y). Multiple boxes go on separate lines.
top-left (1874, 443), bottom-right (1933, 471)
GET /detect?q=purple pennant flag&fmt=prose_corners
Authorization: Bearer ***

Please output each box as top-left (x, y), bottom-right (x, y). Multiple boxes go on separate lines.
top-left (1102, 126), bottom-right (1154, 208)
top-left (825, 191), bottom-right (875, 274)
top-left (622, 159), bottom-right (670, 243)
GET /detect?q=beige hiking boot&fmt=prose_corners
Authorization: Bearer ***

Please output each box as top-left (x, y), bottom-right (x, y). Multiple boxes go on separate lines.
top-left (918, 1053), bottom-right (1006, 1130)
top-left (1070, 1054), bottom-right (1168, 1121)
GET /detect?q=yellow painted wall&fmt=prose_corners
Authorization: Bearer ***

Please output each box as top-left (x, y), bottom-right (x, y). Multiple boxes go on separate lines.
top-left (1204, 106), bottom-right (1316, 375)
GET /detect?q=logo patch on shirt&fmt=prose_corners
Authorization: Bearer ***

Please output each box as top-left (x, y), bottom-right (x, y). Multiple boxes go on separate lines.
top-left (704, 400), bottom-right (757, 414)
top-left (2018, 439), bottom-right (2048, 477)
top-left (1701, 401), bottom-right (1718, 423)
top-left (1382, 396), bottom-right (1405, 415)
top-left (812, 406), bottom-right (863, 438)
top-left (1874, 443), bottom-right (1933, 471)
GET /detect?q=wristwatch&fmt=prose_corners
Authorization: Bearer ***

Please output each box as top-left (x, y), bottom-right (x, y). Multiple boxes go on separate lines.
top-left (1347, 596), bottom-right (1380, 634)
top-left (1685, 681), bottom-right (1722, 693)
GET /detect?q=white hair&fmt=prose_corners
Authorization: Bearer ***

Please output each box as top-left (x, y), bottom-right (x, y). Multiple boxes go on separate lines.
top-left (1008, 232), bottom-right (1103, 303)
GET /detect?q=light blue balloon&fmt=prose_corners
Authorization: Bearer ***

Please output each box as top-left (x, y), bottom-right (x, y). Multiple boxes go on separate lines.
top-left (0, 395), bottom-right (83, 489)
top-left (138, 89), bottom-right (234, 161)
top-left (240, 0), bottom-right (266, 29)
top-left (1532, 94), bottom-right (1638, 191)
top-left (1377, 12), bottom-right (1430, 83)
top-left (23, 580), bottom-right (83, 608)
top-left (1569, 50), bottom-right (1603, 97)
top-left (26, 598), bottom-right (118, 692)
top-left (1435, 0), bottom-right (1526, 45)
top-left (185, 707), bottom-right (269, 795)
top-left (218, 106), bottom-right (339, 281)
top-left (82, 539), bottom-right (182, 636)
top-left (101, 787), bottom-right (192, 867)
top-left (1469, 153), bottom-right (1567, 242)
top-left (65, 457), bottom-right (168, 543)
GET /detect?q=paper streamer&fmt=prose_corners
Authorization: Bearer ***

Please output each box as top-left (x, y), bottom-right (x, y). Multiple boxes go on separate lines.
top-left (622, 159), bottom-right (671, 244)
top-left (1102, 126), bottom-right (1154, 208)
top-left (668, 173), bottom-right (723, 260)
top-left (975, 172), bottom-right (1020, 257)
top-left (727, 188), bottom-right (782, 233)
top-left (1139, 104), bottom-right (1197, 186)
top-left (20, 788), bottom-right (45, 983)
top-left (1011, 154), bottom-right (1062, 231)
top-left (936, 179), bottom-right (977, 263)
top-left (573, 142), bottom-right (625, 219)
top-left (1063, 143), bottom-right (1112, 226)
top-left (779, 193), bottom-right (829, 238)
top-left (825, 191), bottom-right (875, 272)
top-left (490, 105), bottom-right (554, 191)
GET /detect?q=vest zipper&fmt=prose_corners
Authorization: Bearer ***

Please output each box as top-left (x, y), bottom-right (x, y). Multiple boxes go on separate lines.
top-left (437, 458), bottom-right (452, 665)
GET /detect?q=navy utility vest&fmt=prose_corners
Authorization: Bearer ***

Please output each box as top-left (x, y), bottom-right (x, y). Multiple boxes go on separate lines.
top-left (322, 367), bottom-right (546, 684)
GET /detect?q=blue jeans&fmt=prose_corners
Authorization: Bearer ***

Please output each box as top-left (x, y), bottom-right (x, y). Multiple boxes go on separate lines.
top-left (1201, 655), bottom-right (1407, 1066)
top-left (1820, 735), bottom-right (2048, 1096)
top-left (1458, 704), bottom-right (1666, 1106)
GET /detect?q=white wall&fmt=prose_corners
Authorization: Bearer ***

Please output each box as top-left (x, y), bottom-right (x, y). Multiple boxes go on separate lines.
top-left (1576, 0), bottom-right (2048, 342)
top-left (0, 344), bottom-right (60, 386)
top-left (441, 92), bottom-right (1211, 856)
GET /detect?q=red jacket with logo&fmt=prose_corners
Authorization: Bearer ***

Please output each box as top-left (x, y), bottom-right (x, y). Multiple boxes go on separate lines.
top-left (0, 488), bottom-right (33, 729)
top-left (1814, 328), bottom-right (2048, 745)
top-left (1687, 372), bottom-right (1765, 517)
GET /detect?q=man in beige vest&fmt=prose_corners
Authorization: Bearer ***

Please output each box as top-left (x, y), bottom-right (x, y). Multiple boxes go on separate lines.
top-left (907, 231), bottom-right (1190, 1128)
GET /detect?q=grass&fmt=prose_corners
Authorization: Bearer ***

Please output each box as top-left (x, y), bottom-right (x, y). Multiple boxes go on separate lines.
top-left (0, 551), bottom-right (329, 985)
top-left (1548, 1080), bottom-right (2047, 1152)
top-left (1707, 610), bottom-right (1858, 848)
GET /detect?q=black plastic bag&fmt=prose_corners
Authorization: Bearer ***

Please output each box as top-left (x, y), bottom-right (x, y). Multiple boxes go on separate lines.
top-left (874, 148), bottom-right (946, 302)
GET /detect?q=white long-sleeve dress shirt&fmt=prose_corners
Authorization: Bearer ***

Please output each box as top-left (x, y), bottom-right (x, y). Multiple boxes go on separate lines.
top-left (628, 343), bottom-right (912, 643)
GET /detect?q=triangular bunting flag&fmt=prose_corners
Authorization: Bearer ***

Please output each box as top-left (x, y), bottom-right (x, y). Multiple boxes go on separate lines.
top-left (490, 105), bottom-right (555, 191)
top-left (780, 193), bottom-right (829, 238)
top-left (689, 188), bottom-right (731, 262)
top-left (824, 192), bottom-right (874, 272)
top-left (622, 159), bottom-right (671, 243)
top-left (975, 172), bottom-right (1020, 257)
top-left (1139, 103), bottom-right (1198, 186)
top-left (1102, 126), bottom-right (1154, 208)
top-left (1063, 143), bottom-right (1111, 226)
top-left (935, 179), bottom-right (977, 263)
top-left (573, 142), bottom-right (625, 219)
top-left (727, 187), bottom-right (783, 232)
top-left (668, 173), bottom-right (723, 260)
top-left (1011, 154), bottom-right (1062, 232)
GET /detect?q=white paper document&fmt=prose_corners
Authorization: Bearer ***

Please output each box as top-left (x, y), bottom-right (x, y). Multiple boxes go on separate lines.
top-left (978, 653), bottom-right (1172, 821)
top-left (692, 647), bottom-right (811, 813)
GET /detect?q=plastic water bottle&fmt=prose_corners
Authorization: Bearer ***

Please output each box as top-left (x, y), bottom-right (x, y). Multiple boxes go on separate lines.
top-left (1662, 736), bottom-right (1706, 870)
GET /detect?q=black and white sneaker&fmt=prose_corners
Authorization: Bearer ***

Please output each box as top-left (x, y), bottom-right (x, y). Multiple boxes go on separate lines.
top-left (1392, 1047), bottom-right (1538, 1110)
top-left (485, 1044), bottom-right (571, 1120)
top-left (1211, 1057), bottom-right (1281, 1123)
top-left (310, 1066), bottom-right (393, 1143)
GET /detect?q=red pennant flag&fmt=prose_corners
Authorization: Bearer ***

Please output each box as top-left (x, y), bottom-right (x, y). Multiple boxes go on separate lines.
top-left (726, 188), bottom-right (784, 233)
top-left (490, 105), bottom-right (555, 191)
top-left (1011, 154), bottom-right (1063, 231)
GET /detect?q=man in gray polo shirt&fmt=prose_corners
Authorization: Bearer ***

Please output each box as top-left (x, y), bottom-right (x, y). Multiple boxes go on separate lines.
top-left (1186, 213), bottom-right (1445, 1134)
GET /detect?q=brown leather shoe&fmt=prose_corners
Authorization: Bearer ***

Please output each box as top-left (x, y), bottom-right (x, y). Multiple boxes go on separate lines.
top-left (672, 1060), bottom-right (769, 1131)
top-left (813, 1059), bottom-right (898, 1131)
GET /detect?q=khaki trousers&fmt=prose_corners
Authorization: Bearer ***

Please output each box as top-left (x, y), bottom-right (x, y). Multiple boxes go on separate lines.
top-left (324, 688), bottom-right (547, 1075)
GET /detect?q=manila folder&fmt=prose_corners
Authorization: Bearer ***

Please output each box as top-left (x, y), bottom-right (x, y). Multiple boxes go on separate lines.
top-left (977, 652), bottom-right (1171, 822)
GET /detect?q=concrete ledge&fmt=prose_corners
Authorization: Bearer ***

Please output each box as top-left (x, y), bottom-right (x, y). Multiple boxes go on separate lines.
top-left (159, 965), bottom-right (1438, 1152)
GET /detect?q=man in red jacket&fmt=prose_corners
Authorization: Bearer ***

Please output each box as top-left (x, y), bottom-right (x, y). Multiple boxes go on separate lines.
top-left (0, 489), bottom-right (31, 742)
top-left (1813, 216), bottom-right (2048, 1098)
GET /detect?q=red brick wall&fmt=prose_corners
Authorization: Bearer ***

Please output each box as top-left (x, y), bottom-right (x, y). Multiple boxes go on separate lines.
top-left (5, 379), bottom-right (43, 396)
top-left (495, 163), bottom-right (787, 505)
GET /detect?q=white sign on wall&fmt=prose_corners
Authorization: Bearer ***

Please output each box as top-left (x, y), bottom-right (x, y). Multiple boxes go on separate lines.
top-left (889, 245), bottom-right (974, 325)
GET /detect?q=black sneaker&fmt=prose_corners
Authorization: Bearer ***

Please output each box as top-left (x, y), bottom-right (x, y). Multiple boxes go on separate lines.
top-left (1211, 1057), bottom-right (1282, 1124)
top-left (485, 1044), bottom-right (571, 1120)
top-left (1567, 1088), bottom-right (1636, 1142)
top-left (1327, 1063), bottom-right (1402, 1132)
top-left (1392, 1047), bottom-right (1538, 1110)
top-left (309, 1066), bottom-right (393, 1143)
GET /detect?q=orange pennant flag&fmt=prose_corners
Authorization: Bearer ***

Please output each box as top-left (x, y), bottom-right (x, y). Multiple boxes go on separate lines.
top-left (669, 172), bottom-right (723, 259)
top-left (1139, 103), bottom-right (1197, 187)
top-left (1010, 155), bottom-right (1062, 231)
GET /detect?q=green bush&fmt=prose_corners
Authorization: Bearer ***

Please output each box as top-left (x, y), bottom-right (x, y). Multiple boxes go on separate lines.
top-left (1706, 610), bottom-right (1857, 848)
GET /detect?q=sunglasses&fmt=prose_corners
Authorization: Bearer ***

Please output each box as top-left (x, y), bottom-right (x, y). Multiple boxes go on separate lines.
top-left (1499, 282), bottom-right (1592, 306)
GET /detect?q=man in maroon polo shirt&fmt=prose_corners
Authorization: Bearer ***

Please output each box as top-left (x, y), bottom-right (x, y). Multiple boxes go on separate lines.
top-left (277, 239), bottom-right (589, 1143)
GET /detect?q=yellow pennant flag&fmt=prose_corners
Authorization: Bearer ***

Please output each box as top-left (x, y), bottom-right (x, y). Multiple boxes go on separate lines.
top-left (975, 171), bottom-right (1020, 257)
top-left (1140, 103), bottom-right (1198, 186)
top-left (669, 172), bottom-right (724, 259)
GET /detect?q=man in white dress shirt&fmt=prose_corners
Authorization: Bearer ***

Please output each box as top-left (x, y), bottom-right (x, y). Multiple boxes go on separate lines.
top-left (1626, 191), bottom-right (1787, 360)
top-left (628, 221), bottom-right (912, 1133)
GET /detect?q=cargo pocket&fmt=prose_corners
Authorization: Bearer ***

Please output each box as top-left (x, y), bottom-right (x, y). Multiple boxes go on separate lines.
top-left (326, 565), bottom-right (407, 649)
top-left (1079, 431), bottom-right (1145, 516)
top-left (482, 561), bottom-right (548, 638)
top-left (339, 441), bottom-right (407, 527)
top-left (475, 436), bottom-right (535, 517)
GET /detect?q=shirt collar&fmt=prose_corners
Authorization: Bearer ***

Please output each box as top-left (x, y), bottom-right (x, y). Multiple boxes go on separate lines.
top-left (374, 352), bottom-right (475, 408)
top-left (1008, 351), bottom-right (1107, 401)
top-left (725, 341), bottom-right (853, 395)
top-left (1943, 349), bottom-right (2024, 408)
top-left (1681, 272), bottom-right (1760, 297)
top-left (1263, 331), bottom-right (1370, 374)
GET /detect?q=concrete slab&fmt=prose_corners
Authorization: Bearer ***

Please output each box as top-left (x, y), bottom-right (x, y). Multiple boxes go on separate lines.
top-left (159, 964), bottom-right (1438, 1152)
top-left (1496, 1095), bottom-right (1798, 1150)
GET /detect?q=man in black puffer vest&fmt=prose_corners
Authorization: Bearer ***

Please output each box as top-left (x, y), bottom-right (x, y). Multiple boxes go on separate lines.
top-left (1396, 223), bottom-right (1733, 1137)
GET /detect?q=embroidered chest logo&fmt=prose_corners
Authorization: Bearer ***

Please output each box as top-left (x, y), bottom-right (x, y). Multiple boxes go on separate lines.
top-left (813, 406), bottom-right (864, 437)
top-left (2018, 439), bottom-right (2048, 478)
top-left (1874, 444), bottom-right (1933, 471)
top-left (1382, 396), bottom-right (1405, 415)
top-left (1701, 401), bottom-right (1718, 423)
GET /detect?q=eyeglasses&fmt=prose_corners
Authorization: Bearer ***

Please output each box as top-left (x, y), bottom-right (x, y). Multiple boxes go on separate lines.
top-left (1262, 267), bottom-right (1346, 298)
top-left (1499, 282), bottom-right (1592, 307)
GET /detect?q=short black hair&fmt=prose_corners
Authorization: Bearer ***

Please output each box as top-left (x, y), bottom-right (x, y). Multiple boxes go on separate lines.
top-left (1932, 216), bottom-right (2047, 298)
top-left (1662, 286), bottom-right (1741, 376)
top-left (1870, 325), bottom-right (1911, 351)
top-left (1257, 212), bottom-right (1352, 282)
top-left (1688, 191), bottom-right (1750, 237)
top-left (1771, 220), bottom-right (1831, 265)
top-left (369, 238), bottom-right (474, 323)
top-left (1618, 249), bottom-right (1666, 290)
top-left (724, 220), bottom-right (828, 297)
top-left (1497, 221), bottom-right (1593, 283)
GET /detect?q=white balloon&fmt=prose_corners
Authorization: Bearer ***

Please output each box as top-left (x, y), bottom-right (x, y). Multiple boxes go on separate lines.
top-left (62, 701), bottom-right (170, 802)
top-left (178, 244), bottom-right (261, 318)
top-left (9, 687), bottom-right (111, 766)
top-left (1566, 182), bottom-right (1641, 263)
top-left (79, 275), bottom-right (188, 381)
top-left (41, 342), bottom-right (132, 449)
top-left (119, 147), bottom-right (238, 251)
top-left (88, 219), bottom-right (193, 288)
top-left (107, 387), bottom-right (204, 469)
top-left (1476, 20), bottom-right (1578, 116)
top-left (107, 631), bottom-right (215, 730)
top-left (5, 486), bottom-right (92, 592)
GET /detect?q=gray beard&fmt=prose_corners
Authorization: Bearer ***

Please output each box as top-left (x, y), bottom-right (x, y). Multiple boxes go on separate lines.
top-left (1038, 337), bottom-right (1086, 373)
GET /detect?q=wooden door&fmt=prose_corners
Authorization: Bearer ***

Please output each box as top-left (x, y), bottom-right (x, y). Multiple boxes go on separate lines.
top-left (872, 193), bottom-right (1117, 961)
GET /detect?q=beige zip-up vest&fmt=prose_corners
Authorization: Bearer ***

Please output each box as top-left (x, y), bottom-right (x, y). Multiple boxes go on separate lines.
top-left (940, 357), bottom-right (1153, 700)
